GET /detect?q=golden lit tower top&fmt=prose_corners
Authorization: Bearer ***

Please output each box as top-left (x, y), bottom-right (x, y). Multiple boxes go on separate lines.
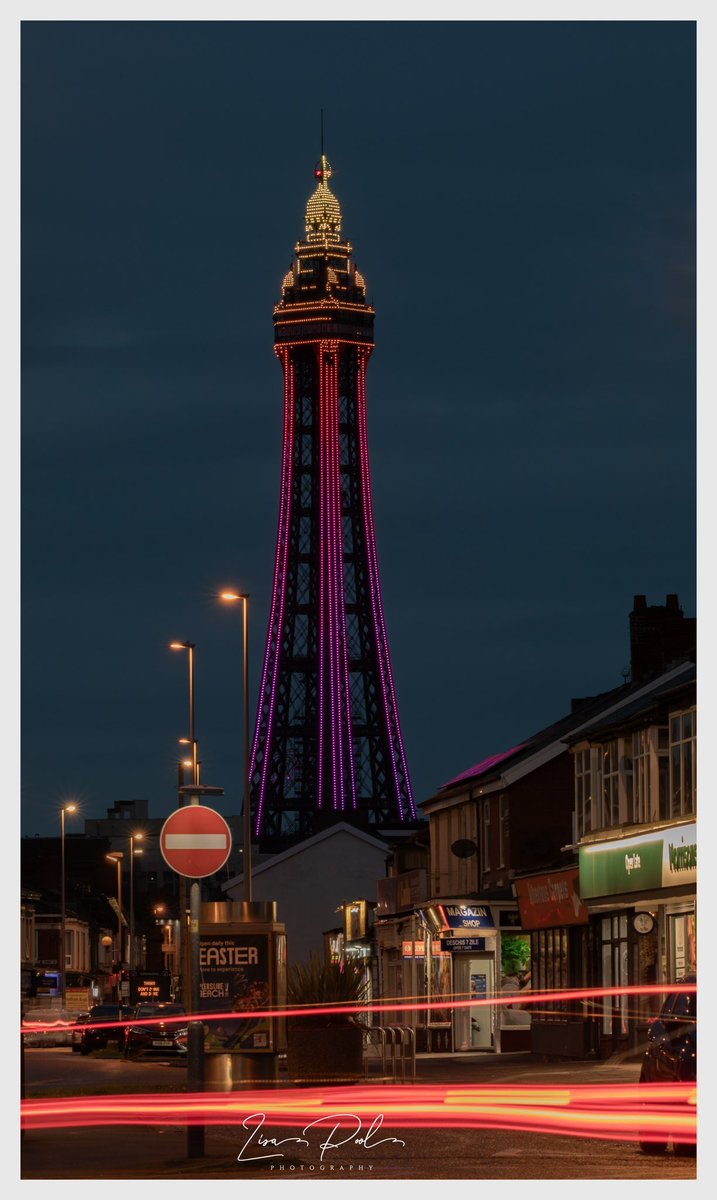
top-left (274, 154), bottom-right (374, 347)
top-left (306, 155), bottom-right (342, 242)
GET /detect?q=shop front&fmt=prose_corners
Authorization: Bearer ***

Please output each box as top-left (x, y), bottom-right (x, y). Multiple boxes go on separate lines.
top-left (421, 902), bottom-right (531, 1053)
top-left (579, 820), bottom-right (696, 1056)
top-left (514, 866), bottom-right (591, 1057)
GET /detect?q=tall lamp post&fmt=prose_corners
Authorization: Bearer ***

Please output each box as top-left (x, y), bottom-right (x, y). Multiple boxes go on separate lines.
top-left (106, 852), bottom-right (124, 1003)
top-left (60, 803), bottom-right (78, 1004)
top-left (220, 590), bottom-right (252, 901)
top-left (129, 834), bottom-right (144, 971)
top-left (170, 637), bottom-right (205, 1159)
top-left (171, 642), bottom-right (199, 1014)
top-left (170, 641), bottom-right (197, 786)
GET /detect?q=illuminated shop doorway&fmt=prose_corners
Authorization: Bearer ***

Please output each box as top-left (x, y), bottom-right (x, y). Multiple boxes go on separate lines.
top-left (453, 954), bottom-right (495, 1051)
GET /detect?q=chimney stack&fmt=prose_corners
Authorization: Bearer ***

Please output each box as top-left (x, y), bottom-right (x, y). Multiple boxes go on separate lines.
top-left (629, 593), bottom-right (695, 683)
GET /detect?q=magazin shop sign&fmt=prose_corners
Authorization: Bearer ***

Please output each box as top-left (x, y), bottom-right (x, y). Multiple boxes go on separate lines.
top-left (579, 823), bottom-right (696, 899)
top-left (439, 904), bottom-right (496, 932)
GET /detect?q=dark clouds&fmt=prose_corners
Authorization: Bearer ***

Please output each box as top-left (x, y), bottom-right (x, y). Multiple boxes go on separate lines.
top-left (22, 21), bottom-right (695, 832)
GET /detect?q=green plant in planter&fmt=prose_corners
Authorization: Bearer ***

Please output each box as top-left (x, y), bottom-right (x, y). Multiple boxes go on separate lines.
top-left (287, 955), bottom-right (368, 1085)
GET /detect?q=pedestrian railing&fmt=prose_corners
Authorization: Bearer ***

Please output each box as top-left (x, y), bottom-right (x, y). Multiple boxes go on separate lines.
top-left (362, 1024), bottom-right (416, 1083)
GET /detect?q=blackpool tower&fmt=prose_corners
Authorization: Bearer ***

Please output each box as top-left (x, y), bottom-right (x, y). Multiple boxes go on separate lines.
top-left (250, 154), bottom-right (416, 851)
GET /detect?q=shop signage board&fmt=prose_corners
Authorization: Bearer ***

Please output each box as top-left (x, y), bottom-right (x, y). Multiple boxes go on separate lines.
top-left (159, 805), bottom-right (232, 878)
top-left (65, 987), bottom-right (92, 1011)
top-left (199, 932), bottom-right (272, 1053)
top-left (402, 940), bottom-right (426, 958)
top-left (442, 937), bottom-right (487, 953)
top-left (515, 868), bottom-right (589, 929)
top-left (439, 904), bottom-right (496, 933)
top-left (579, 822), bottom-right (696, 899)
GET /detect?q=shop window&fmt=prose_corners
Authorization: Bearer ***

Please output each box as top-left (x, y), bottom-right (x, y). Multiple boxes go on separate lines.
top-left (668, 910), bottom-right (696, 979)
top-left (599, 913), bottom-right (629, 1039)
top-left (530, 929), bottom-right (567, 1021)
top-left (501, 932), bottom-right (531, 1027)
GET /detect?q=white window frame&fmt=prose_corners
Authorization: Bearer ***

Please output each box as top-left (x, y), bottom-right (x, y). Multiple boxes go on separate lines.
top-left (669, 707), bottom-right (696, 819)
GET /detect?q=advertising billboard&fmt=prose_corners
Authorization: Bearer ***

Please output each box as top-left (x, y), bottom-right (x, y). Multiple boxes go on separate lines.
top-left (199, 932), bottom-right (273, 1053)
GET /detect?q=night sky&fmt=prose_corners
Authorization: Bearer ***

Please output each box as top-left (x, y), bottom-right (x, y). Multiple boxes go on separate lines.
top-left (21, 21), bottom-right (695, 835)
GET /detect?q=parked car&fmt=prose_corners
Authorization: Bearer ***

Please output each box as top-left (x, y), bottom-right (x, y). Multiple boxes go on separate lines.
top-left (22, 1008), bottom-right (74, 1047)
top-left (78, 1004), bottom-right (129, 1054)
top-left (124, 1003), bottom-right (188, 1058)
top-left (639, 974), bottom-right (696, 1157)
top-left (71, 1012), bottom-right (90, 1052)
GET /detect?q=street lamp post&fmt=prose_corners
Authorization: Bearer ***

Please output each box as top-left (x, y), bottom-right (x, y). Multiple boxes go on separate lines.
top-left (170, 642), bottom-right (197, 786)
top-left (60, 803), bottom-right (78, 1005)
top-left (220, 591), bottom-right (252, 901)
top-left (106, 852), bottom-right (124, 1003)
top-left (170, 639), bottom-right (204, 1158)
top-left (129, 834), bottom-right (144, 971)
top-left (171, 643), bottom-right (199, 1013)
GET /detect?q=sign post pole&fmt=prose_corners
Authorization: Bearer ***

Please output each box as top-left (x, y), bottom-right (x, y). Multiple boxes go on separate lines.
top-left (187, 878), bottom-right (204, 1158)
top-left (159, 787), bottom-right (229, 1162)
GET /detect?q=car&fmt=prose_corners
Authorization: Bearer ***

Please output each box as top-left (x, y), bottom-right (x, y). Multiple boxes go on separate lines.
top-left (22, 1009), bottom-right (74, 1048)
top-left (639, 974), bottom-right (696, 1157)
top-left (78, 1004), bottom-right (129, 1054)
top-left (71, 1012), bottom-right (90, 1052)
top-left (124, 1003), bottom-right (188, 1058)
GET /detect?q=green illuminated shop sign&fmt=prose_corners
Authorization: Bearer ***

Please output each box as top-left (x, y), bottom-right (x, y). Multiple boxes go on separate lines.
top-left (579, 823), bottom-right (696, 899)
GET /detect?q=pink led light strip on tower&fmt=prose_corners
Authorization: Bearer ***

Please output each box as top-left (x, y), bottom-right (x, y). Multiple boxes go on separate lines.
top-left (333, 355), bottom-right (358, 810)
top-left (249, 347), bottom-right (293, 788)
top-left (253, 351), bottom-right (296, 835)
top-left (356, 349), bottom-right (416, 819)
top-left (327, 349), bottom-right (342, 809)
top-left (317, 350), bottom-right (326, 812)
top-left (324, 349), bottom-right (340, 810)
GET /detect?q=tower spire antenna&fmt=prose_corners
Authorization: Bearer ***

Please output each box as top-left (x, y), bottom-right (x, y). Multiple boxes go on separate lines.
top-left (320, 107), bottom-right (324, 159)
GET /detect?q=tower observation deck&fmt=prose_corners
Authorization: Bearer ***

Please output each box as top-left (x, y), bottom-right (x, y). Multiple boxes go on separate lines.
top-left (249, 155), bottom-right (416, 851)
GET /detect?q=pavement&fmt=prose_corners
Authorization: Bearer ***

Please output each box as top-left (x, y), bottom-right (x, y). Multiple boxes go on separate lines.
top-left (20, 1051), bottom-right (697, 1181)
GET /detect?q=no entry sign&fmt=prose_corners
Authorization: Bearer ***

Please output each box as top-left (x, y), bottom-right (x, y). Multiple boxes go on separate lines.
top-left (159, 805), bottom-right (232, 878)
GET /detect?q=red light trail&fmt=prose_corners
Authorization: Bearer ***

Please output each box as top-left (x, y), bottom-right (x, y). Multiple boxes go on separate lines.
top-left (21, 1083), bottom-right (696, 1144)
top-left (21, 982), bottom-right (696, 1036)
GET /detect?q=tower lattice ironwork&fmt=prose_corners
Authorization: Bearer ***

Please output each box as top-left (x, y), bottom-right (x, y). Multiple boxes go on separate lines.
top-left (250, 154), bottom-right (416, 850)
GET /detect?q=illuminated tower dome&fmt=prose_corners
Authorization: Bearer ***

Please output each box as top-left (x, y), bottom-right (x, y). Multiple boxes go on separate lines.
top-left (249, 154), bottom-right (416, 851)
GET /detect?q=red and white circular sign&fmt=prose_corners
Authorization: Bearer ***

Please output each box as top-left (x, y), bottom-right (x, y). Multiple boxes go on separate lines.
top-left (159, 805), bottom-right (232, 879)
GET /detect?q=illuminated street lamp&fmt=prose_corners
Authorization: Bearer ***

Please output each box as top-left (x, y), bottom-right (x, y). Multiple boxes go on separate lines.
top-left (219, 590), bottom-right (252, 901)
top-left (170, 641), bottom-right (197, 785)
top-left (60, 803), bottom-right (78, 1004)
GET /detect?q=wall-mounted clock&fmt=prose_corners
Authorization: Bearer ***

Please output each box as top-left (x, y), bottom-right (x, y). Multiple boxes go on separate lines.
top-left (633, 911), bottom-right (656, 935)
